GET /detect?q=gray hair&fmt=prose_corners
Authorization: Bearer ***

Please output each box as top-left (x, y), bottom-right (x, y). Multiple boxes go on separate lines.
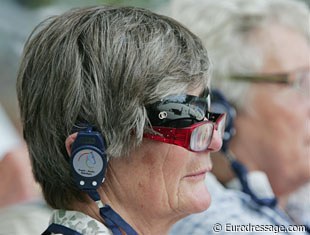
top-left (16, 6), bottom-right (210, 209)
top-left (170, 0), bottom-right (309, 109)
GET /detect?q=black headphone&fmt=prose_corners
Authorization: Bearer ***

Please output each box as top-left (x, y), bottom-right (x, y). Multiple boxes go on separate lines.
top-left (42, 127), bottom-right (138, 235)
top-left (70, 126), bottom-right (108, 194)
top-left (210, 89), bottom-right (236, 153)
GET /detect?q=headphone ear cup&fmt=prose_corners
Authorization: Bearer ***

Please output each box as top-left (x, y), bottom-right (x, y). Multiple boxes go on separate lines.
top-left (70, 129), bottom-right (107, 192)
top-left (211, 89), bottom-right (236, 153)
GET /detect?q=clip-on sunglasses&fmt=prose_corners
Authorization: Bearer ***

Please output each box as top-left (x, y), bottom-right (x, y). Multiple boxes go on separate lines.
top-left (144, 89), bottom-right (226, 152)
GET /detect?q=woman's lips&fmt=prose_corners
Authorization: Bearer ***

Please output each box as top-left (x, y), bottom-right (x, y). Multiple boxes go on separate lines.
top-left (184, 168), bottom-right (210, 180)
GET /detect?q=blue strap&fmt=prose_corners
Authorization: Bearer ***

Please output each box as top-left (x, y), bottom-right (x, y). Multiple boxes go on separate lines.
top-left (87, 189), bottom-right (101, 201)
top-left (41, 223), bottom-right (82, 235)
top-left (231, 160), bottom-right (277, 208)
top-left (42, 192), bottom-right (138, 235)
top-left (100, 205), bottom-right (138, 235)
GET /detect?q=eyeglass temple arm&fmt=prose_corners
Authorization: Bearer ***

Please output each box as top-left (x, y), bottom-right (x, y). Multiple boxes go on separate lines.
top-left (231, 74), bottom-right (289, 83)
top-left (144, 127), bottom-right (191, 149)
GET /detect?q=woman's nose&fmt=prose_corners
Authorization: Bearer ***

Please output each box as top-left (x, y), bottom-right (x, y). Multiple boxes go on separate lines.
top-left (207, 129), bottom-right (223, 152)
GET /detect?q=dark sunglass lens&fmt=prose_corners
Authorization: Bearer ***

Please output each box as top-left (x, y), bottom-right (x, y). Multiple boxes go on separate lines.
top-left (146, 94), bottom-right (209, 127)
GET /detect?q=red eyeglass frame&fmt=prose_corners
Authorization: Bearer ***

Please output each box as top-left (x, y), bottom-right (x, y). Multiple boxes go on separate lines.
top-left (144, 113), bottom-right (226, 152)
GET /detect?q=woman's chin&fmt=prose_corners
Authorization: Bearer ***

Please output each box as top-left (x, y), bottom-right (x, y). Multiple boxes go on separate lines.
top-left (180, 180), bottom-right (211, 214)
top-left (192, 187), bottom-right (211, 213)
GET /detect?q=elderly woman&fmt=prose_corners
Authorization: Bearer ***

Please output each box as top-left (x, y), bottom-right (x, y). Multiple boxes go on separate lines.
top-left (169, 0), bottom-right (310, 233)
top-left (16, 6), bottom-right (224, 235)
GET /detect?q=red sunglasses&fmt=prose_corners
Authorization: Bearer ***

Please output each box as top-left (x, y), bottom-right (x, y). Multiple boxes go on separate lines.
top-left (144, 107), bottom-right (226, 152)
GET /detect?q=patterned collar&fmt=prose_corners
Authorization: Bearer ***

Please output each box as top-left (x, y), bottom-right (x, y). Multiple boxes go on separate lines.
top-left (50, 207), bottom-right (112, 235)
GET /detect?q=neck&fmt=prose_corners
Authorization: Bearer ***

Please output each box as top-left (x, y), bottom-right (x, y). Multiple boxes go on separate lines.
top-left (97, 184), bottom-right (178, 235)
top-left (73, 191), bottom-right (175, 235)
top-left (72, 195), bottom-right (104, 224)
top-left (277, 194), bottom-right (288, 210)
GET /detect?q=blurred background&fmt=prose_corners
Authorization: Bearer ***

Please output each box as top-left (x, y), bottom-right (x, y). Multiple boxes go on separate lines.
top-left (0, 0), bottom-right (168, 132)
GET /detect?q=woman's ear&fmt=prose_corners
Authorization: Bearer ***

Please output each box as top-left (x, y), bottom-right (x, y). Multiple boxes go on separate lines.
top-left (65, 132), bottom-right (78, 156)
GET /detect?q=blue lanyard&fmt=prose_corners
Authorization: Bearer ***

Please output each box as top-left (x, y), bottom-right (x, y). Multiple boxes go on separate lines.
top-left (100, 205), bottom-right (138, 235)
top-left (230, 159), bottom-right (277, 208)
top-left (42, 203), bottom-right (137, 235)
top-left (229, 158), bottom-right (310, 234)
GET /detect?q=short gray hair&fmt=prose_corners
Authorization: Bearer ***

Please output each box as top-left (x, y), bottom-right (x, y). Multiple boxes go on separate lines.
top-left (16, 6), bottom-right (210, 209)
top-left (170, 0), bottom-right (309, 109)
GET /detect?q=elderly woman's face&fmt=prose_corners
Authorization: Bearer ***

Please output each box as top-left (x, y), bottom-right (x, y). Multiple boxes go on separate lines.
top-left (105, 87), bottom-right (222, 224)
top-left (238, 24), bottom-right (310, 196)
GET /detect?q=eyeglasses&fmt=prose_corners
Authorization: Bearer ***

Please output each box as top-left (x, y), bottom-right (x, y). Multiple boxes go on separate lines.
top-left (144, 91), bottom-right (226, 152)
top-left (231, 67), bottom-right (310, 96)
top-left (144, 112), bottom-right (226, 152)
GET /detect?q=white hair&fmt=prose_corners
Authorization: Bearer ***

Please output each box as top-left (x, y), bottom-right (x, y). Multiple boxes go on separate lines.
top-left (169, 0), bottom-right (309, 108)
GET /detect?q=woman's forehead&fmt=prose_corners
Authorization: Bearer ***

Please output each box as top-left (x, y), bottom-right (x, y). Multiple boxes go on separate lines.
top-left (251, 24), bottom-right (310, 74)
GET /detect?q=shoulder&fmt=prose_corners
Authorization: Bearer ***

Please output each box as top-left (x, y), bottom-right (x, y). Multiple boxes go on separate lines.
top-left (0, 201), bottom-right (51, 235)
top-left (50, 209), bottom-right (112, 235)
